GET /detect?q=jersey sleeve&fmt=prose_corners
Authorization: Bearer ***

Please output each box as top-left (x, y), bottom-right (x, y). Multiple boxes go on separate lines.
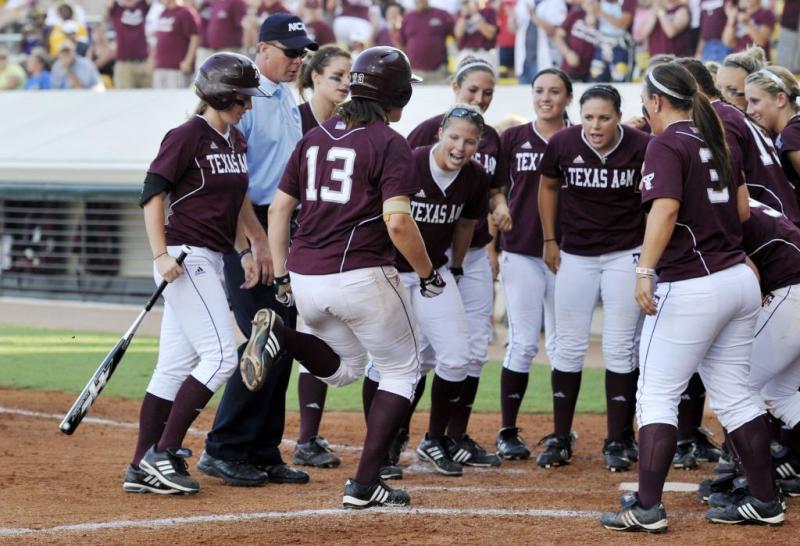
top-left (538, 132), bottom-right (563, 179)
top-left (147, 125), bottom-right (198, 185)
top-left (780, 122), bottom-right (800, 153)
top-left (406, 120), bottom-right (436, 149)
top-left (277, 142), bottom-right (302, 199)
top-left (641, 139), bottom-right (684, 208)
top-left (380, 134), bottom-right (419, 200)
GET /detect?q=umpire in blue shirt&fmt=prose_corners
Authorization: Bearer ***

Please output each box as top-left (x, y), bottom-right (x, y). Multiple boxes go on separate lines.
top-left (197, 14), bottom-right (318, 486)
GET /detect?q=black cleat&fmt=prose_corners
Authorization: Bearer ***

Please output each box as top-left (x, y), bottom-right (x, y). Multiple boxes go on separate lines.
top-left (258, 464), bottom-right (309, 484)
top-left (779, 476), bottom-right (800, 497)
top-left (417, 434), bottom-right (463, 476)
top-left (342, 478), bottom-right (410, 509)
top-left (197, 450), bottom-right (269, 486)
top-left (447, 434), bottom-right (502, 467)
top-left (771, 442), bottom-right (800, 479)
top-left (379, 461), bottom-right (403, 480)
top-left (692, 427), bottom-right (723, 462)
top-left (600, 492), bottom-right (668, 533)
top-left (697, 472), bottom-right (739, 503)
top-left (603, 439), bottom-right (632, 472)
top-left (496, 427), bottom-right (531, 460)
top-left (293, 436), bottom-right (341, 468)
top-left (708, 476), bottom-right (749, 508)
top-left (672, 440), bottom-right (698, 469)
top-left (705, 494), bottom-right (784, 526)
top-left (139, 446), bottom-right (199, 494)
top-left (240, 308), bottom-right (284, 391)
top-left (123, 464), bottom-right (182, 495)
top-left (622, 431), bottom-right (638, 462)
top-left (536, 432), bottom-right (576, 469)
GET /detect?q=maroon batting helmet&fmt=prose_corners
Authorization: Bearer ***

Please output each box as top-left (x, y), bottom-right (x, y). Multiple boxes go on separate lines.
top-left (349, 46), bottom-right (422, 109)
top-left (195, 52), bottom-right (268, 111)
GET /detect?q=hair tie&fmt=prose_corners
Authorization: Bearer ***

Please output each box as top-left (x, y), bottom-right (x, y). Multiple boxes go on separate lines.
top-left (648, 71), bottom-right (693, 101)
top-left (455, 60), bottom-right (496, 81)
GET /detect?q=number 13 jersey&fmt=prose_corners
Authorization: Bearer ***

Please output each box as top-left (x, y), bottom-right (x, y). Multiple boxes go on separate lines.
top-left (279, 116), bottom-right (420, 275)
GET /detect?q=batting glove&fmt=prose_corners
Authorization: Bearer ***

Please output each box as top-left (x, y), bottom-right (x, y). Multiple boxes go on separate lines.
top-left (273, 274), bottom-right (295, 307)
top-left (449, 266), bottom-right (464, 283)
top-left (420, 269), bottom-right (446, 298)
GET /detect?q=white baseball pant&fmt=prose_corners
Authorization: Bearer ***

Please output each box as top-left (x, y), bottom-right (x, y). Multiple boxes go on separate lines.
top-left (147, 245), bottom-right (239, 400)
top-left (500, 251), bottom-right (556, 373)
top-left (454, 247), bottom-right (495, 377)
top-left (290, 265), bottom-right (421, 400)
top-left (749, 284), bottom-right (800, 428)
top-left (552, 248), bottom-right (643, 374)
top-left (636, 263), bottom-right (764, 432)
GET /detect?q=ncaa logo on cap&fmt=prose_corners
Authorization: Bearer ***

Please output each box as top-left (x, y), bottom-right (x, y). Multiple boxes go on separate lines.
top-left (288, 22), bottom-right (305, 31)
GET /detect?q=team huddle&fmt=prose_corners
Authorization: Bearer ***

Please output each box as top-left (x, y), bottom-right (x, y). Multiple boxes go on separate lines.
top-left (120, 12), bottom-right (800, 536)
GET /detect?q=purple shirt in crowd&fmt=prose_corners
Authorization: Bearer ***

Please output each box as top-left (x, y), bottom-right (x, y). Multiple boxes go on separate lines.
top-left (560, 8), bottom-right (598, 79)
top-left (395, 145), bottom-right (488, 272)
top-left (742, 199), bottom-right (800, 294)
top-left (500, 121), bottom-right (552, 257)
top-left (539, 124), bottom-right (649, 256)
top-left (154, 5), bottom-right (200, 69)
top-left (400, 8), bottom-right (454, 71)
top-left (407, 113), bottom-right (505, 248)
top-left (108, 0), bottom-right (150, 61)
top-left (148, 116), bottom-right (249, 254)
top-left (207, 0), bottom-right (247, 49)
top-left (457, 7), bottom-right (497, 50)
top-left (699, 0), bottom-right (726, 41)
top-left (775, 114), bottom-right (800, 205)
top-left (640, 120), bottom-right (745, 282)
top-left (279, 117), bottom-right (419, 275)
top-left (648, 4), bottom-right (691, 57)
top-left (340, 0), bottom-right (372, 20)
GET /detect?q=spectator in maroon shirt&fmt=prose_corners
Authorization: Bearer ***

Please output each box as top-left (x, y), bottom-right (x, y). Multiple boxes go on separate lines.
top-left (399, 0), bottom-right (455, 83)
top-left (107, 0), bottom-right (152, 88)
top-left (553, 0), bottom-right (600, 82)
top-left (778, 0), bottom-right (800, 72)
top-left (722, 0), bottom-right (775, 59)
top-left (637, 0), bottom-right (690, 57)
top-left (454, 0), bottom-right (498, 62)
top-left (202, 0), bottom-right (248, 65)
top-left (330, 0), bottom-right (376, 49)
top-left (375, 1), bottom-right (403, 47)
top-left (694, 0), bottom-right (730, 63)
top-left (151, 0), bottom-right (200, 88)
top-left (302, 0), bottom-right (337, 45)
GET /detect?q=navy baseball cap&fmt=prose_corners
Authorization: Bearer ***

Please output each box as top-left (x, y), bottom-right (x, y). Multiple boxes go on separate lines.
top-left (259, 13), bottom-right (319, 51)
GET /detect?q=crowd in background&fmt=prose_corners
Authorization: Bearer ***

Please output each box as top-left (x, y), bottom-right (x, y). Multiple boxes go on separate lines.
top-left (0, 0), bottom-right (798, 90)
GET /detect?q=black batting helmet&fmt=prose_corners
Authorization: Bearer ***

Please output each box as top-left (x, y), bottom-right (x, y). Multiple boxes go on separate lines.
top-left (195, 52), bottom-right (268, 111)
top-left (349, 46), bottom-right (422, 109)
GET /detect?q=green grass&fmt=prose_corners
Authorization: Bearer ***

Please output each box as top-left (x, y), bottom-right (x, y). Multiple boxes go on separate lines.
top-left (0, 325), bottom-right (606, 413)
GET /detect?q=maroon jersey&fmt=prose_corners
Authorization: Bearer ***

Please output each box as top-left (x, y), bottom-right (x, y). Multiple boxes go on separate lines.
top-left (559, 8), bottom-right (598, 79)
top-left (340, 0), bottom-right (372, 20)
top-left (148, 116), bottom-right (248, 254)
top-left (305, 20), bottom-right (336, 45)
top-left (399, 8), bottom-right (454, 71)
top-left (108, 0), bottom-right (149, 61)
top-left (279, 117), bottom-right (419, 274)
top-left (699, 0), bottom-right (726, 41)
top-left (783, 0), bottom-right (800, 29)
top-left (407, 113), bottom-right (505, 248)
top-left (154, 5), bottom-right (200, 69)
top-left (648, 5), bottom-right (691, 57)
top-left (641, 121), bottom-right (745, 282)
top-left (457, 7), bottom-right (498, 50)
top-left (206, 0), bottom-right (247, 49)
top-left (775, 114), bottom-right (800, 205)
top-left (539, 124), bottom-right (649, 256)
top-left (197, 0), bottom-right (212, 47)
top-left (713, 101), bottom-right (800, 226)
top-left (735, 9), bottom-right (775, 57)
top-left (257, 0), bottom-right (290, 20)
top-left (743, 199), bottom-right (800, 294)
top-left (395, 145), bottom-right (488, 272)
top-left (298, 102), bottom-right (320, 135)
top-left (499, 121), bottom-right (550, 257)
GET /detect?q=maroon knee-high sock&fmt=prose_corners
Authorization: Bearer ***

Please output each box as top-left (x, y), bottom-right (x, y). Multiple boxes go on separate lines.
top-left (729, 415), bottom-right (776, 502)
top-left (298, 373), bottom-right (328, 443)
top-left (355, 390), bottom-right (410, 484)
top-left (283, 328), bottom-right (340, 378)
top-left (447, 375), bottom-right (480, 439)
top-left (157, 376), bottom-right (214, 452)
top-left (781, 423), bottom-right (800, 454)
top-left (500, 368), bottom-right (529, 429)
top-left (605, 370), bottom-right (638, 442)
top-left (552, 370), bottom-right (582, 438)
top-left (131, 393), bottom-right (172, 468)
top-left (428, 374), bottom-right (464, 440)
top-left (362, 376), bottom-right (379, 422)
top-left (401, 374), bottom-right (427, 431)
top-left (637, 423), bottom-right (677, 509)
top-left (677, 373), bottom-right (706, 441)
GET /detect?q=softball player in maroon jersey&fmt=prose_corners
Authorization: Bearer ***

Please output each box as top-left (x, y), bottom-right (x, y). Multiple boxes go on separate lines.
top-left (258, 46), bottom-right (446, 509)
top-left (365, 106), bottom-right (490, 477)
top-left (124, 53), bottom-right (265, 495)
top-left (495, 68), bottom-right (572, 460)
top-left (745, 66), bottom-right (800, 209)
top-left (397, 56), bottom-right (509, 468)
top-left (743, 199), bottom-right (800, 496)
top-left (602, 62), bottom-right (782, 532)
top-left (538, 84), bottom-right (650, 472)
top-left (291, 45), bottom-right (352, 470)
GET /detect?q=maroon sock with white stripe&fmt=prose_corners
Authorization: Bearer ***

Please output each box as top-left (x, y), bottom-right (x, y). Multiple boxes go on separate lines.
top-left (131, 393), bottom-right (172, 468)
top-left (428, 374), bottom-right (464, 440)
top-left (355, 389), bottom-right (410, 484)
top-left (552, 370), bottom-right (582, 438)
top-left (606, 370), bottom-right (638, 442)
top-left (156, 376), bottom-right (213, 452)
top-left (637, 423), bottom-right (677, 509)
top-left (298, 373), bottom-right (328, 443)
top-left (500, 368), bottom-right (529, 429)
top-left (283, 328), bottom-right (340, 378)
top-left (729, 415), bottom-right (776, 503)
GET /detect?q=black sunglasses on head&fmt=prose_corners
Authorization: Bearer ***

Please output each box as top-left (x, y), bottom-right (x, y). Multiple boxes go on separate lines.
top-left (443, 107), bottom-right (485, 131)
top-left (269, 42), bottom-right (306, 59)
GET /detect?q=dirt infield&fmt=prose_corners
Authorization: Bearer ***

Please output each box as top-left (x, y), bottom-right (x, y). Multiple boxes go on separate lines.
top-left (0, 388), bottom-right (795, 545)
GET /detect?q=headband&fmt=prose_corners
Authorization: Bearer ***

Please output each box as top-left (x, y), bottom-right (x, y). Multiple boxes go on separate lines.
top-left (755, 69), bottom-right (795, 98)
top-left (455, 60), bottom-right (496, 81)
top-left (648, 71), bottom-right (693, 101)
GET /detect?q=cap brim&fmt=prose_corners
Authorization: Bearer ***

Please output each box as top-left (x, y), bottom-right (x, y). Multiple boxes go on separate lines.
top-left (279, 36), bottom-right (319, 51)
top-left (411, 73), bottom-right (423, 84)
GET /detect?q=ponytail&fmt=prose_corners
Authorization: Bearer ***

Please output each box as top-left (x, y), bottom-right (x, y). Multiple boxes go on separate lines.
top-left (690, 93), bottom-right (730, 192)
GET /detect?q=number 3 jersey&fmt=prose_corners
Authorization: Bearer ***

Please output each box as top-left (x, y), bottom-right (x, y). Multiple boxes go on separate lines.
top-left (641, 120), bottom-right (745, 283)
top-left (279, 117), bottom-right (420, 275)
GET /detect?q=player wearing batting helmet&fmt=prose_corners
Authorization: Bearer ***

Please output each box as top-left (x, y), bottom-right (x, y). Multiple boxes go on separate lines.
top-left (125, 52), bottom-right (266, 496)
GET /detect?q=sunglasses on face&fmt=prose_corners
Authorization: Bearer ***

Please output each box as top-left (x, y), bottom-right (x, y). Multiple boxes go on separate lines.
top-left (232, 96), bottom-right (252, 108)
top-left (444, 107), bottom-right (485, 131)
top-left (269, 42), bottom-right (306, 59)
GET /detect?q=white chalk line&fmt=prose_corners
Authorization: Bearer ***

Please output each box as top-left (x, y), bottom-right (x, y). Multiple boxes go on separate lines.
top-left (407, 485), bottom-right (564, 494)
top-left (619, 482), bottom-right (699, 493)
top-left (0, 507), bottom-right (602, 539)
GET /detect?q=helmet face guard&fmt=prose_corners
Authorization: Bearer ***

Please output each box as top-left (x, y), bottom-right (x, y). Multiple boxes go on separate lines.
top-left (195, 53), bottom-right (268, 111)
top-left (349, 47), bottom-right (421, 109)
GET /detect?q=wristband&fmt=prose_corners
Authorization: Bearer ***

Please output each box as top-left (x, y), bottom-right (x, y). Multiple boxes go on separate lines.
top-left (153, 251), bottom-right (168, 261)
top-left (238, 247), bottom-right (252, 259)
top-left (635, 267), bottom-right (655, 277)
